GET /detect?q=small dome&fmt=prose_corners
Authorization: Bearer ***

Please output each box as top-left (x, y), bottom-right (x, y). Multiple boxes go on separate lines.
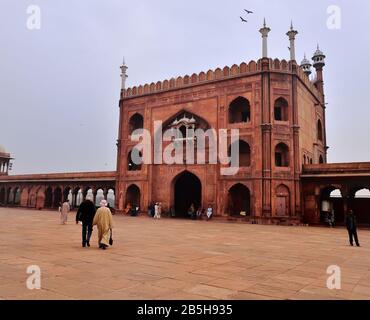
top-left (0, 145), bottom-right (6, 154)
top-left (312, 45), bottom-right (325, 59)
top-left (301, 54), bottom-right (311, 67)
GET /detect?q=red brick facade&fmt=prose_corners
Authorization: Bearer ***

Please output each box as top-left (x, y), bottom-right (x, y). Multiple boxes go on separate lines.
top-left (115, 58), bottom-right (327, 223)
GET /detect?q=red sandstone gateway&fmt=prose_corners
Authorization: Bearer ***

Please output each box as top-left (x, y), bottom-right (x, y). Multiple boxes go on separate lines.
top-left (1, 21), bottom-right (369, 226)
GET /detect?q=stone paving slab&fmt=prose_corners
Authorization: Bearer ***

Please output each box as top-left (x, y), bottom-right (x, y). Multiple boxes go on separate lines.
top-left (0, 208), bottom-right (369, 300)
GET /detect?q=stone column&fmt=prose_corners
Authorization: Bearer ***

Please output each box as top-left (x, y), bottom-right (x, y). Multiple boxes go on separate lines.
top-left (261, 58), bottom-right (272, 217)
top-left (291, 63), bottom-right (301, 217)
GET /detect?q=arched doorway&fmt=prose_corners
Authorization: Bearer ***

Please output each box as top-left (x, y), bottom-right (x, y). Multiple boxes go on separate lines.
top-left (276, 185), bottom-right (290, 216)
top-left (0, 187), bottom-right (5, 205)
top-left (173, 171), bottom-right (202, 217)
top-left (228, 140), bottom-right (251, 167)
top-left (45, 187), bottom-right (53, 208)
top-left (351, 188), bottom-right (370, 225)
top-left (35, 188), bottom-right (44, 209)
top-left (7, 188), bottom-right (14, 205)
top-left (107, 189), bottom-right (115, 208)
top-left (228, 97), bottom-right (251, 123)
top-left (53, 187), bottom-right (62, 208)
top-left (95, 189), bottom-right (105, 207)
top-left (75, 189), bottom-right (83, 207)
top-left (14, 187), bottom-right (21, 206)
top-left (320, 187), bottom-right (344, 224)
top-left (126, 185), bottom-right (140, 208)
top-left (228, 183), bottom-right (251, 216)
top-left (129, 113), bottom-right (144, 135)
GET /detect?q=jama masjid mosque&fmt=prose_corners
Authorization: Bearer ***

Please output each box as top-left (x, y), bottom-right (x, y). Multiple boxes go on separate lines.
top-left (1, 20), bottom-right (370, 226)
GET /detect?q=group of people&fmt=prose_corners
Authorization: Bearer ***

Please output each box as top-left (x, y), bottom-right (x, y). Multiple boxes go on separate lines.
top-left (148, 202), bottom-right (162, 219)
top-left (59, 198), bottom-right (114, 250)
top-left (59, 198), bottom-right (361, 249)
top-left (187, 203), bottom-right (213, 221)
top-left (124, 203), bottom-right (140, 216)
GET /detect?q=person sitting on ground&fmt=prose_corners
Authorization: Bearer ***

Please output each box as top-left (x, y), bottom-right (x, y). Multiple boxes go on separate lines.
top-left (124, 203), bottom-right (132, 215)
top-left (188, 203), bottom-right (196, 220)
top-left (206, 204), bottom-right (213, 221)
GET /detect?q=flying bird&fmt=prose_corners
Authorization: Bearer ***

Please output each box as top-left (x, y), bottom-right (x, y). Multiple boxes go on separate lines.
top-left (240, 16), bottom-right (248, 23)
top-left (244, 9), bottom-right (254, 14)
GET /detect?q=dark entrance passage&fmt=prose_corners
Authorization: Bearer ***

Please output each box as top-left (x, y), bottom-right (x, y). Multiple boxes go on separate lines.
top-left (45, 187), bottom-right (53, 208)
top-left (228, 183), bottom-right (251, 216)
top-left (0, 187), bottom-right (5, 205)
top-left (320, 187), bottom-right (344, 225)
top-left (174, 171), bottom-right (201, 217)
top-left (126, 184), bottom-right (140, 208)
top-left (53, 187), bottom-right (62, 208)
top-left (350, 188), bottom-right (370, 225)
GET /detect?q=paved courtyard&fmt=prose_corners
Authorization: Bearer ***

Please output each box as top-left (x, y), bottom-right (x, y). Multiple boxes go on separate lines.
top-left (0, 208), bottom-right (369, 300)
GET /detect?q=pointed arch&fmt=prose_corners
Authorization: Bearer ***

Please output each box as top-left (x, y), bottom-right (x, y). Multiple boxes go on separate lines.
top-left (228, 97), bottom-right (251, 124)
top-left (274, 97), bottom-right (289, 121)
top-left (129, 113), bottom-right (144, 135)
top-left (276, 184), bottom-right (290, 216)
top-left (275, 143), bottom-right (290, 167)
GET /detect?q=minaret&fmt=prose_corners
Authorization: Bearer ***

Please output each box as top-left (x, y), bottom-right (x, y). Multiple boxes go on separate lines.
top-left (286, 21), bottom-right (298, 61)
top-left (120, 57), bottom-right (128, 90)
top-left (259, 18), bottom-right (271, 58)
top-left (300, 54), bottom-right (312, 77)
top-left (312, 45), bottom-right (326, 97)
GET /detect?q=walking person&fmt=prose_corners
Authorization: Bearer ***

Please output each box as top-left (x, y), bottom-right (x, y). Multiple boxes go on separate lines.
top-left (154, 202), bottom-right (161, 219)
top-left (76, 198), bottom-right (96, 247)
top-left (346, 209), bottom-right (360, 247)
top-left (93, 200), bottom-right (114, 250)
top-left (60, 199), bottom-right (70, 225)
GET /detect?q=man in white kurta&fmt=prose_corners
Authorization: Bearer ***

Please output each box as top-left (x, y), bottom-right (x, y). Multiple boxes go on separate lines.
top-left (93, 200), bottom-right (114, 250)
top-left (60, 200), bottom-right (70, 225)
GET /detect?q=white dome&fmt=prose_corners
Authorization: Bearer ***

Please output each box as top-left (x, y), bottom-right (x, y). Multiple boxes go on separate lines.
top-left (312, 45), bottom-right (325, 59)
top-left (300, 55), bottom-right (311, 67)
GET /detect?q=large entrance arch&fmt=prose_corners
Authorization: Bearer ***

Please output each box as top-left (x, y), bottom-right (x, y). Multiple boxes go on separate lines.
top-left (173, 171), bottom-right (202, 217)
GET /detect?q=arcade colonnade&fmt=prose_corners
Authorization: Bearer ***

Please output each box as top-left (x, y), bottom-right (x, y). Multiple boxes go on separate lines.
top-left (302, 163), bottom-right (370, 226)
top-left (0, 172), bottom-right (116, 210)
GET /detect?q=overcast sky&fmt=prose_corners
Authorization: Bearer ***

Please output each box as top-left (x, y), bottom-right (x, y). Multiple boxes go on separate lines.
top-left (1, 0), bottom-right (369, 174)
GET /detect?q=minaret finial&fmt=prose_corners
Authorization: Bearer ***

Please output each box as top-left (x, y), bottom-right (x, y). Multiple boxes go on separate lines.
top-left (120, 57), bottom-right (128, 90)
top-left (290, 20), bottom-right (294, 30)
top-left (263, 17), bottom-right (266, 27)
